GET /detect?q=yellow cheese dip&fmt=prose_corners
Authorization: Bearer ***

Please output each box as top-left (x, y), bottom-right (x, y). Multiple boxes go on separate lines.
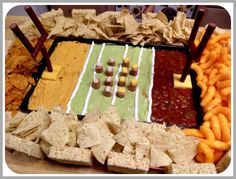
top-left (28, 41), bottom-right (90, 111)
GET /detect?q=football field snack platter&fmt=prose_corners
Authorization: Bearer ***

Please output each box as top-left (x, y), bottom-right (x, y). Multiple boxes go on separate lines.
top-left (5, 6), bottom-right (231, 174)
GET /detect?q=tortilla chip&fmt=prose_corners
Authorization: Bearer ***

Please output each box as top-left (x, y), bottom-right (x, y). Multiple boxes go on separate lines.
top-left (91, 134), bottom-right (116, 164)
top-left (5, 112), bottom-right (12, 132)
top-left (39, 139), bottom-right (52, 156)
top-left (12, 109), bottom-right (49, 137)
top-left (80, 107), bottom-right (100, 122)
top-left (41, 121), bottom-right (69, 147)
top-left (5, 111), bottom-right (26, 132)
top-left (64, 18), bottom-right (76, 29)
top-left (40, 8), bottom-right (64, 30)
top-left (123, 141), bottom-right (135, 155)
top-left (48, 110), bottom-right (65, 123)
top-left (67, 131), bottom-right (77, 147)
top-left (8, 74), bottom-right (29, 90)
top-left (135, 137), bottom-right (151, 160)
top-left (156, 12), bottom-right (168, 26)
top-left (113, 130), bottom-right (129, 146)
top-left (124, 15), bottom-right (139, 35)
top-left (100, 106), bottom-right (121, 134)
top-left (150, 145), bottom-right (172, 168)
top-left (76, 123), bottom-right (101, 149)
top-left (94, 27), bottom-right (109, 39)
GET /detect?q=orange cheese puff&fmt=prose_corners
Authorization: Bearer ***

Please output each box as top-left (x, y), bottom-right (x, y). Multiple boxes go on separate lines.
top-left (208, 73), bottom-right (230, 86)
top-left (195, 153), bottom-right (206, 163)
top-left (202, 121), bottom-right (211, 128)
top-left (199, 125), bottom-right (215, 141)
top-left (191, 63), bottom-right (203, 81)
top-left (219, 39), bottom-right (228, 45)
top-left (210, 115), bottom-right (222, 140)
top-left (201, 139), bottom-right (230, 151)
top-left (206, 42), bottom-right (220, 51)
top-left (219, 67), bottom-right (231, 78)
top-left (216, 80), bottom-right (231, 89)
top-left (214, 150), bottom-right (225, 163)
top-left (204, 98), bottom-right (222, 112)
top-left (182, 128), bottom-right (204, 138)
top-left (213, 91), bottom-right (221, 99)
top-left (203, 104), bottom-right (222, 121)
top-left (200, 51), bottom-right (217, 70)
top-left (209, 32), bottom-right (230, 44)
top-left (220, 47), bottom-right (229, 62)
top-left (200, 86), bottom-right (216, 107)
top-left (197, 81), bottom-right (207, 98)
top-left (220, 87), bottom-right (231, 96)
top-left (228, 96), bottom-right (231, 108)
top-left (218, 107), bottom-right (230, 119)
top-left (202, 75), bottom-right (208, 84)
top-left (209, 68), bottom-right (218, 81)
top-left (198, 142), bottom-right (215, 163)
top-left (223, 58), bottom-right (231, 66)
top-left (204, 67), bottom-right (213, 75)
top-left (218, 113), bottom-right (230, 142)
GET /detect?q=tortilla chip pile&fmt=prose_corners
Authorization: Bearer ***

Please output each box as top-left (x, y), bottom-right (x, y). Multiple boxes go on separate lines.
top-left (5, 39), bottom-right (53, 112)
top-left (5, 106), bottom-right (202, 174)
top-left (183, 29), bottom-right (231, 164)
top-left (20, 8), bottom-right (194, 46)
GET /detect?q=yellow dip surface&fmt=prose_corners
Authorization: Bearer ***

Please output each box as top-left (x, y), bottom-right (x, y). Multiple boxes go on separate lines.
top-left (28, 41), bottom-right (90, 111)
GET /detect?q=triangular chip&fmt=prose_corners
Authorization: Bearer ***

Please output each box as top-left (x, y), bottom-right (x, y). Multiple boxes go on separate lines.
top-left (76, 123), bottom-right (101, 149)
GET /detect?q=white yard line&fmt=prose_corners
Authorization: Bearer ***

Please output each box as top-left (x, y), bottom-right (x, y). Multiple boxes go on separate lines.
top-left (66, 41), bottom-right (95, 113)
top-left (111, 44), bottom-right (129, 105)
top-left (134, 47), bottom-right (144, 122)
top-left (81, 43), bottom-right (106, 115)
top-left (146, 47), bottom-right (155, 122)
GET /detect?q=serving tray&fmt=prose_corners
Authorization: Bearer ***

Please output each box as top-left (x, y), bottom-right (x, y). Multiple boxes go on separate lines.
top-left (20, 36), bottom-right (203, 128)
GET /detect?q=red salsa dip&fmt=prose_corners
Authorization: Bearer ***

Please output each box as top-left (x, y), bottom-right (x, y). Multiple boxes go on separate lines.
top-left (151, 49), bottom-right (198, 128)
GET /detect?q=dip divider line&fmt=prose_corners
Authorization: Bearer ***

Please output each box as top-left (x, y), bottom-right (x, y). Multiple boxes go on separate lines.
top-left (81, 43), bottom-right (106, 115)
top-left (66, 41), bottom-right (95, 113)
top-left (111, 44), bottom-right (129, 105)
top-left (146, 47), bottom-right (155, 123)
top-left (134, 47), bottom-right (144, 122)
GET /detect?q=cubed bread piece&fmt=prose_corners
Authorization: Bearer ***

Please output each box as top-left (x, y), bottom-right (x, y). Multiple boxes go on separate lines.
top-left (167, 163), bottom-right (217, 174)
top-left (48, 146), bottom-right (93, 166)
top-left (107, 151), bottom-right (150, 174)
top-left (5, 133), bottom-right (44, 159)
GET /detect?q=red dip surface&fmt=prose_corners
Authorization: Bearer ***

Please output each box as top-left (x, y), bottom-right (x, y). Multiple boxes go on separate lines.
top-left (151, 50), bottom-right (198, 128)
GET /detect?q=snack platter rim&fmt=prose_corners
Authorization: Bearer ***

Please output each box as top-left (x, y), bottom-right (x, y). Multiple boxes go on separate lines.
top-left (20, 36), bottom-right (204, 128)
